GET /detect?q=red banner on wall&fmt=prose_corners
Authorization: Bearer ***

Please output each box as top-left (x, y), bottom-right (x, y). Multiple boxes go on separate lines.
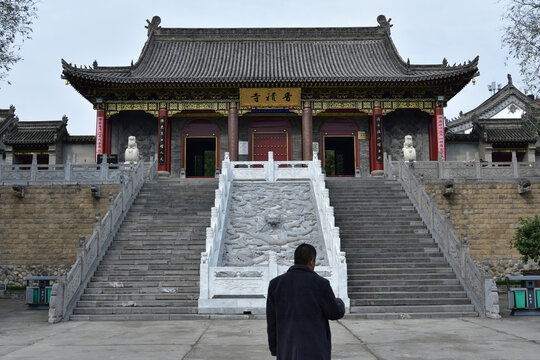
top-left (95, 112), bottom-right (105, 156)
top-left (436, 113), bottom-right (445, 161)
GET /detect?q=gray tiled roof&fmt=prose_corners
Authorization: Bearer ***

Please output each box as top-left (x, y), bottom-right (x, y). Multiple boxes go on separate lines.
top-left (62, 25), bottom-right (478, 86)
top-left (474, 118), bottom-right (538, 144)
top-left (3, 121), bottom-right (67, 145)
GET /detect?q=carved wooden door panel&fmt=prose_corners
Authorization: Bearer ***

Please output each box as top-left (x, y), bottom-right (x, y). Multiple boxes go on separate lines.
top-left (252, 132), bottom-right (288, 161)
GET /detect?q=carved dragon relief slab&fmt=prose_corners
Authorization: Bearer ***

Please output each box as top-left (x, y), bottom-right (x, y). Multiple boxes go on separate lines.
top-left (220, 181), bottom-right (327, 267)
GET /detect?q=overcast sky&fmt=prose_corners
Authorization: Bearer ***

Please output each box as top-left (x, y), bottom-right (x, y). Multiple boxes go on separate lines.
top-left (0, 0), bottom-right (523, 135)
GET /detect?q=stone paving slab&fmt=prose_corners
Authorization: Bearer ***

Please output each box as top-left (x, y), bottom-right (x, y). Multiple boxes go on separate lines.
top-left (2, 299), bottom-right (540, 359)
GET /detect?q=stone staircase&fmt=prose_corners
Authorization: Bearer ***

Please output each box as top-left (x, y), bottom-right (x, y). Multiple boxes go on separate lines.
top-left (70, 178), bottom-right (218, 320)
top-left (326, 178), bottom-right (477, 319)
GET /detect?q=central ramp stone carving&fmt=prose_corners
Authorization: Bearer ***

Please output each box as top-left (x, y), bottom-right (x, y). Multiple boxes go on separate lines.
top-left (198, 152), bottom-right (349, 314)
top-left (221, 181), bottom-right (327, 267)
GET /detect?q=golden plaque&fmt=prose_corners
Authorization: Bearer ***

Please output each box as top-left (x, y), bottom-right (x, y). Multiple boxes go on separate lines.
top-left (240, 88), bottom-right (301, 107)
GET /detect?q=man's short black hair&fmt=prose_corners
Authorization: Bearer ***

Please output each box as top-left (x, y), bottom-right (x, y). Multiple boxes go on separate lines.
top-left (294, 243), bottom-right (316, 265)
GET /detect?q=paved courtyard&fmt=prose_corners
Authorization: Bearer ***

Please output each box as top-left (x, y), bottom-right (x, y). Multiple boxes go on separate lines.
top-left (1, 298), bottom-right (540, 359)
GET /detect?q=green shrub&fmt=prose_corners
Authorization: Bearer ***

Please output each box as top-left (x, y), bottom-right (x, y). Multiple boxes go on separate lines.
top-left (511, 215), bottom-right (540, 266)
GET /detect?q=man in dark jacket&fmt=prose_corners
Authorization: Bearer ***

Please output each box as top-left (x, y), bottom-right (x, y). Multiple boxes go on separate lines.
top-left (266, 243), bottom-right (345, 360)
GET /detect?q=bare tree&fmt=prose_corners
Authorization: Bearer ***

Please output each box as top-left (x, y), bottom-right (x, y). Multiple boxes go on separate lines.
top-left (0, 0), bottom-right (38, 85)
top-left (502, 0), bottom-right (540, 96)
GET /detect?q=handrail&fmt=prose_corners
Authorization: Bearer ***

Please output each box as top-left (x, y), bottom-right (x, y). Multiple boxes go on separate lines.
top-left (0, 154), bottom-right (156, 185)
top-left (384, 154), bottom-right (500, 318)
top-left (47, 159), bottom-right (154, 323)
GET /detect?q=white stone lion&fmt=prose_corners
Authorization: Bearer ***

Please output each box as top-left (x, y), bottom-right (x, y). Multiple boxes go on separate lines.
top-left (124, 136), bottom-right (139, 164)
top-left (402, 135), bottom-right (416, 162)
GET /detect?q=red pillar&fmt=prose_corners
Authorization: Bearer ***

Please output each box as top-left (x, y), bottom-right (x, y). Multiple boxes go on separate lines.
top-left (95, 109), bottom-right (105, 162)
top-left (227, 103), bottom-right (239, 161)
top-left (430, 107), bottom-right (445, 161)
top-left (104, 116), bottom-right (112, 154)
top-left (302, 103), bottom-right (313, 161)
top-left (158, 107), bottom-right (170, 172)
top-left (370, 107), bottom-right (384, 172)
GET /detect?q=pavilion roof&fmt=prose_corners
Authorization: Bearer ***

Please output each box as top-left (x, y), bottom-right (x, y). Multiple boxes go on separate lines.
top-left (62, 16), bottom-right (478, 96)
top-left (3, 119), bottom-right (68, 146)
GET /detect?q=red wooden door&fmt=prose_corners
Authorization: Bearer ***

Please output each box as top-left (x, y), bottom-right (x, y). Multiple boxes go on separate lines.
top-left (252, 132), bottom-right (288, 161)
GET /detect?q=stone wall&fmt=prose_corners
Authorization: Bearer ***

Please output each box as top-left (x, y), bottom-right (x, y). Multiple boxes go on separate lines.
top-left (424, 181), bottom-right (540, 280)
top-left (383, 109), bottom-right (431, 161)
top-left (0, 184), bottom-right (119, 286)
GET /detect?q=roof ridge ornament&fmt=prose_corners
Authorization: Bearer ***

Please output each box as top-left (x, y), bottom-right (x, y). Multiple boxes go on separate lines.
top-left (145, 16), bottom-right (161, 36)
top-left (507, 74), bottom-right (513, 86)
top-left (376, 15), bottom-right (392, 35)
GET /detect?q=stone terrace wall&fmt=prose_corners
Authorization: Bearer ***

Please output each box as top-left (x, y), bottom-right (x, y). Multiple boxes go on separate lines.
top-left (424, 181), bottom-right (540, 280)
top-left (0, 185), bottom-right (119, 286)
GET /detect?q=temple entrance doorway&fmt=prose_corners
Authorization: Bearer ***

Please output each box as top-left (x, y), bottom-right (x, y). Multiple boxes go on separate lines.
top-left (249, 117), bottom-right (292, 161)
top-left (182, 119), bottom-right (220, 178)
top-left (185, 137), bottom-right (216, 177)
top-left (320, 118), bottom-right (358, 177)
top-left (323, 136), bottom-right (355, 176)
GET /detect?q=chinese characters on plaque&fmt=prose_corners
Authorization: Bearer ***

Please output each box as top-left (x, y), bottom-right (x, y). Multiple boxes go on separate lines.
top-left (96, 115), bottom-right (104, 154)
top-left (159, 116), bottom-right (166, 165)
top-left (239, 88), bottom-right (301, 107)
top-left (436, 114), bottom-right (446, 161)
top-left (375, 114), bottom-right (383, 163)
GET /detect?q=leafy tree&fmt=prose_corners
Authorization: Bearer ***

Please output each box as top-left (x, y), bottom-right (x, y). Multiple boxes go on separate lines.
top-left (511, 215), bottom-right (540, 266)
top-left (501, 0), bottom-right (540, 96)
top-left (0, 0), bottom-right (38, 85)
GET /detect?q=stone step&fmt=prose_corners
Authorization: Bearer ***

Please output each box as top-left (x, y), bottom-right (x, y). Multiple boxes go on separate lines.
top-left (348, 273), bottom-right (456, 281)
top-left (351, 298), bottom-right (471, 306)
top-left (84, 287), bottom-right (199, 295)
top-left (96, 264), bottom-right (200, 271)
top-left (349, 257), bottom-right (446, 264)
top-left (345, 251), bottom-right (442, 259)
top-left (348, 278), bottom-right (460, 286)
top-left (76, 300), bottom-right (198, 308)
top-left (93, 270), bottom-right (199, 277)
top-left (348, 291), bottom-right (467, 299)
top-left (70, 314), bottom-right (210, 321)
top-left (87, 281), bottom-right (198, 288)
top-left (80, 293), bottom-right (198, 301)
top-left (91, 275), bottom-right (199, 282)
top-left (347, 284), bottom-right (465, 292)
top-left (348, 262), bottom-right (449, 269)
top-left (345, 267), bottom-right (453, 275)
top-left (350, 304), bottom-right (476, 314)
top-left (344, 311), bottom-right (478, 320)
top-left (73, 306), bottom-right (198, 315)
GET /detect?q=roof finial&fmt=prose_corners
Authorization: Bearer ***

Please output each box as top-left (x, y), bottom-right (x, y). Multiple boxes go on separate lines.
top-left (93, 60), bottom-right (98, 69)
top-left (62, 115), bottom-right (68, 123)
top-left (442, 58), bottom-right (448, 67)
top-left (507, 73), bottom-right (513, 86)
top-left (145, 16), bottom-right (161, 36)
top-left (376, 15), bottom-right (392, 34)
top-left (9, 105), bottom-right (15, 114)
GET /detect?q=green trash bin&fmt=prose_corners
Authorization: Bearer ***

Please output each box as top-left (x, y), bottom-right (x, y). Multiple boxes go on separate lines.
top-left (514, 289), bottom-right (527, 309)
top-left (536, 289), bottom-right (540, 308)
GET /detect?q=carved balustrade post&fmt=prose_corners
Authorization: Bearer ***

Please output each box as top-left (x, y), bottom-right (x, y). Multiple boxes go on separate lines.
top-left (107, 192), bottom-right (114, 234)
top-left (77, 236), bottom-right (86, 281)
top-left (65, 156), bottom-right (72, 181)
top-left (100, 154), bottom-right (108, 181)
top-left (430, 191), bottom-right (436, 229)
top-left (460, 233), bottom-right (470, 279)
top-left (94, 212), bottom-right (101, 255)
top-left (31, 154), bottom-right (38, 181)
top-left (444, 209), bottom-right (452, 254)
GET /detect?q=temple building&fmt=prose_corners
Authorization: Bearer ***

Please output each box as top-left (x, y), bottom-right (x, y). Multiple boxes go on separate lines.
top-left (61, 15), bottom-right (479, 177)
top-left (446, 74), bottom-right (540, 162)
top-left (0, 107), bottom-right (95, 165)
